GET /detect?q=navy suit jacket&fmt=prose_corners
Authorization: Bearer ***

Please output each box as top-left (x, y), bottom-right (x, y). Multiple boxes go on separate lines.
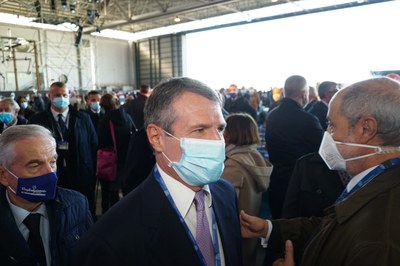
top-left (0, 187), bottom-right (93, 266)
top-left (74, 169), bottom-right (242, 266)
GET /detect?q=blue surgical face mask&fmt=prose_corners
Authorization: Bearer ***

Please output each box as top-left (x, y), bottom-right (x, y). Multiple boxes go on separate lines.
top-left (0, 112), bottom-right (13, 124)
top-left (5, 168), bottom-right (58, 202)
top-left (162, 130), bottom-right (225, 186)
top-left (90, 102), bottom-right (100, 112)
top-left (20, 102), bottom-right (28, 110)
top-left (53, 97), bottom-right (70, 109)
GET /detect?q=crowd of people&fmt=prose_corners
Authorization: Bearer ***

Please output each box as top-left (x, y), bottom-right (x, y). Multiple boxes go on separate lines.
top-left (0, 73), bottom-right (400, 265)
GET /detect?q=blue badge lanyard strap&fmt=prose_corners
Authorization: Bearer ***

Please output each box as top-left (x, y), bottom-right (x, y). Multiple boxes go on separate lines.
top-left (154, 168), bottom-right (221, 266)
top-left (336, 157), bottom-right (400, 204)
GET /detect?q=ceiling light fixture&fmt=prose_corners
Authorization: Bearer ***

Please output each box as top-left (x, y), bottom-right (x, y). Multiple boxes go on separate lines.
top-left (174, 16), bottom-right (181, 23)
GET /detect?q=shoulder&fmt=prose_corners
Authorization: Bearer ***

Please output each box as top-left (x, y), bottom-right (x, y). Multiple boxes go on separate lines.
top-left (55, 187), bottom-right (89, 207)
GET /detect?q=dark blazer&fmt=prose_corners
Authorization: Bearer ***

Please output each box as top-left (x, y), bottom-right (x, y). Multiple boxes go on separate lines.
top-left (0, 186), bottom-right (93, 266)
top-left (74, 170), bottom-right (242, 266)
top-left (121, 93), bottom-right (147, 129)
top-left (308, 101), bottom-right (328, 130)
top-left (281, 152), bottom-right (345, 218)
top-left (265, 98), bottom-right (324, 218)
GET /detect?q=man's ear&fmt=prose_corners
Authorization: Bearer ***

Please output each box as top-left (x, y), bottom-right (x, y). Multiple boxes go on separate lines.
top-left (359, 116), bottom-right (378, 143)
top-left (0, 166), bottom-right (10, 187)
top-left (146, 124), bottom-right (164, 152)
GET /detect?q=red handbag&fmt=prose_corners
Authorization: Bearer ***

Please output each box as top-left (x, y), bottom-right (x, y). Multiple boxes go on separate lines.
top-left (96, 120), bottom-right (118, 181)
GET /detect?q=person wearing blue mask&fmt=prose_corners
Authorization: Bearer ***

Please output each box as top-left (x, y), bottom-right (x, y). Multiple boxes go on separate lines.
top-left (0, 124), bottom-right (93, 266)
top-left (82, 90), bottom-right (103, 133)
top-left (28, 82), bottom-right (98, 220)
top-left (0, 98), bottom-right (27, 133)
top-left (240, 77), bottom-right (400, 266)
top-left (74, 77), bottom-right (242, 266)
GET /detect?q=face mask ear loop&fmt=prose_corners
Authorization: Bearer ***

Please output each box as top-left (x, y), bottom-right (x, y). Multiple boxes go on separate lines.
top-left (162, 152), bottom-right (174, 167)
top-left (3, 167), bottom-right (18, 194)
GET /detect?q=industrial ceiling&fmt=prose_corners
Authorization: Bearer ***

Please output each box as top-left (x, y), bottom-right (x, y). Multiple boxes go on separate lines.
top-left (0, 0), bottom-right (300, 34)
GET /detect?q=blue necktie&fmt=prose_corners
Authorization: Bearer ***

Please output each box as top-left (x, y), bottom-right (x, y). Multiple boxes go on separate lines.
top-left (23, 213), bottom-right (46, 266)
top-left (57, 114), bottom-right (67, 138)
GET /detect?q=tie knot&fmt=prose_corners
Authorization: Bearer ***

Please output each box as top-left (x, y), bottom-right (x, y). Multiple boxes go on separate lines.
top-left (23, 213), bottom-right (41, 232)
top-left (194, 190), bottom-right (206, 211)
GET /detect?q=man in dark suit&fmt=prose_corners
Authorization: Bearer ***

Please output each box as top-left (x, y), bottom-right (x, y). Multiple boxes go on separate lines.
top-left (74, 77), bottom-right (242, 266)
top-left (0, 98), bottom-right (27, 133)
top-left (0, 124), bottom-right (93, 265)
top-left (265, 75), bottom-right (324, 219)
top-left (28, 82), bottom-right (98, 219)
top-left (308, 81), bottom-right (338, 130)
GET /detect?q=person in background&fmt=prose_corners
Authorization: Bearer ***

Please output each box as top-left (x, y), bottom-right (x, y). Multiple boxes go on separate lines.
top-left (224, 84), bottom-right (257, 121)
top-left (0, 98), bottom-right (27, 133)
top-left (221, 112), bottom-right (272, 266)
top-left (83, 90), bottom-right (103, 132)
top-left (16, 95), bottom-right (35, 120)
top-left (121, 84), bottom-right (151, 129)
top-left (0, 124), bottom-right (93, 265)
top-left (304, 86), bottom-right (318, 112)
top-left (28, 82), bottom-right (98, 219)
top-left (97, 93), bottom-right (133, 214)
top-left (74, 77), bottom-right (242, 265)
top-left (265, 75), bottom-right (324, 219)
top-left (241, 77), bottom-right (400, 266)
top-left (120, 85), bottom-right (156, 195)
top-left (308, 81), bottom-right (338, 130)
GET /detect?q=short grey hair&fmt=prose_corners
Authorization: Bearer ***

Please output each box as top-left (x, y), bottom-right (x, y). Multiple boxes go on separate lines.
top-left (284, 75), bottom-right (307, 98)
top-left (0, 125), bottom-right (56, 168)
top-left (0, 98), bottom-right (20, 112)
top-left (339, 77), bottom-right (400, 146)
top-left (144, 77), bottom-right (222, 133)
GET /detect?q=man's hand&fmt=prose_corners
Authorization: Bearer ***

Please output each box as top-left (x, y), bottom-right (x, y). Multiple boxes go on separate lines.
top-left (240, 210), bottom-right (268, 238)
top-left (272, 240), bottom-right (295, 266)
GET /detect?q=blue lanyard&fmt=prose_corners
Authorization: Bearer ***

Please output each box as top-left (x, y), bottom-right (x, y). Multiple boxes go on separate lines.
top-left (336, 158), bottom-right (400, 204)
top-left (154, 168), bottom-right (221, 266)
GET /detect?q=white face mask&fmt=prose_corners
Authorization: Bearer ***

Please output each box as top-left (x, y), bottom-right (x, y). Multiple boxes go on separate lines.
top-left (318, 132), bottom-right (400, 171)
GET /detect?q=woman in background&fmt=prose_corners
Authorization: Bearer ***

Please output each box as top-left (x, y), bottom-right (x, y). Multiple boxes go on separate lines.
top-left (221, 112), bottom-right (272, 266)
top-left (97, 93), bottom-right (133, 214)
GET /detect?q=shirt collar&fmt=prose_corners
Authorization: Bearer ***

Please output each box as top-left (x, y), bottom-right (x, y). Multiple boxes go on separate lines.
top-left (51, 106), bottom-right (69, 120)
top-left (346, 165), bottom-right (377, 192)
top-left (6, 191), bottom-right (48, 227)
top-left (156, 164), bottom-right (212, 218)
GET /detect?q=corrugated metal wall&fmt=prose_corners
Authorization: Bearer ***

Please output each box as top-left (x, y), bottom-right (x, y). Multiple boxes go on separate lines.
top-left (135, 34), bottom-right (183, 88)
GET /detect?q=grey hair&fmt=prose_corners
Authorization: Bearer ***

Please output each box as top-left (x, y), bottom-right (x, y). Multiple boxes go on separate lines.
top-left (339, 77), bottom-right (400, 146)
top-left (144, 77), bottom-right (222, 133)
top-left (283, 75), bottom-right (307, 98)
top-left (0, 125), bottom-right (56, 168)
top-left (0, 98), bottom-right (20, 112)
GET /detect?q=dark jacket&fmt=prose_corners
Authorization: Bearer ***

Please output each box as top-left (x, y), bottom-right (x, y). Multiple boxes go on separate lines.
top-left (282, 152), bottom-right (345, 218)
top-left (308, 101), bottom-right (328, 130)
top-left (97, 108), bottom-right (133, 173)
top-left (270, 161), bottom-right (400, 265)
top-left (121, 93), bottom-right (147, 129)
top-left (0, 186), bottom-right (93, 266)
top-left (73, 169), bottom-right (242, 266)
top-left (224, 95), bottom-right (257, 121)
top-left (265, 98), bottom-right (324, 218)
